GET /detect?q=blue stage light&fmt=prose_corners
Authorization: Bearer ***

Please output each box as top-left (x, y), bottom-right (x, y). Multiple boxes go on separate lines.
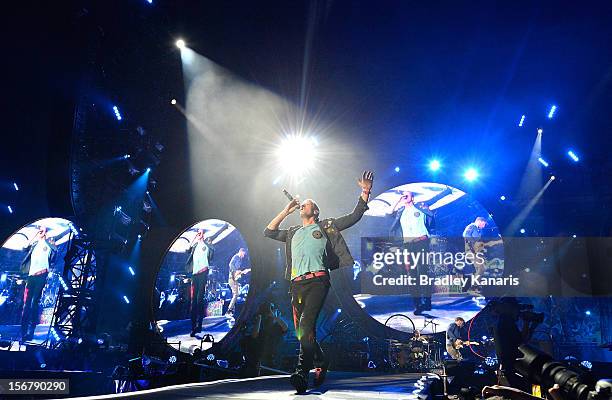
top-left (97, 338), bottom-right (104, 345)
top-left (7, 205), bottom-right (13, 214)
top-left (428, 159), bottom-right (441, 172)
top-left (78, 338), bottom-right (83, 344)
top-left (567, 150), bottom-right (579, 162)
top-left (0, 273), bottom-right (6, 283)
top-left (520, 228), bottom-right (526, 234)
top-left (500, 195), bottom-right (506, 201)
top-left (124, 154), bottom-right (130, 159)
top-left (169, 355), bottom-right (177, 364)
top-left (123, 295), bottom-right (130, 304)
top-left (146, 167), bottom-right (151, 173)
top-left (518, 115), bottom-right (526, 127)
top-left (137, 234), bottom-right (142, 240)
top-left (112, 106), bottom-right (122, 121)
top-left (394, 166), bottom-right (400, 173)
top-left (13, 182), bottom-right (19, 191)
top-left (463, 168), bottom-right (479, 182)
top-left (146, 0), bottom-right (153, 3)
top-left (207, 353), bottom-right (215, 361)
top-left (537, 128), bottom-right (543, 135)
top-left (585, 310), bottom-right (591, 316)
top-left (216, 360), bottom-right (229, 368)
top-left (537, 157), bottom-right (549, 167)
top-left (580, 360), bottom-right (592, 370)
top-left (128, 266), bottom-right (135, 276)
top-left (572, 234), bottom-right (577, 238)
top-left (548, 105), bottom-right (557, 119)
top-left (170, 274), bottom-right (175, 282)
top-left (337, 308), bottom-right (342, 313)
top-left (367, 360), bottom-right (377, 369)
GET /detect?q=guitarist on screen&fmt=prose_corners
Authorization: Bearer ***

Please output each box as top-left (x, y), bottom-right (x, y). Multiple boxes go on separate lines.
top-left (226, 248), bottom-right (250, 316)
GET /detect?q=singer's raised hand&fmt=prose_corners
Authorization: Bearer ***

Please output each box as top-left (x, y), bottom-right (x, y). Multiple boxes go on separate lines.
top-left (358, 170), bottom-right (374, 191)
top-left (283, 199), bottom-right (300, 215)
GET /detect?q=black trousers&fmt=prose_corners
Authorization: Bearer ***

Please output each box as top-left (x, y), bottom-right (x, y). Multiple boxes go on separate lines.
top-left (290, 277), bottom-right (329, 375)
top-left (191, 271), bottom-right (208, 332)
top-left (405, 239), bottom-right (432, 309)
top-left (21, 273), bottom-right (48, 337)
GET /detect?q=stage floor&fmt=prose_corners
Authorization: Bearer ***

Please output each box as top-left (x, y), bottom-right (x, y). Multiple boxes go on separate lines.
top-left (156, 316), bottom-right (235, 353)
top-left (73, 372), bottom-right (438, 399)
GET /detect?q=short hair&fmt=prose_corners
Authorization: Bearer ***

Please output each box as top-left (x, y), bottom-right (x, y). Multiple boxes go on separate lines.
top-left (304, 199), bottom-right (320, 221)
top-left (455, 317), bottom-right (465, 323)
top-left (475, 217), bottom-right (487, 223)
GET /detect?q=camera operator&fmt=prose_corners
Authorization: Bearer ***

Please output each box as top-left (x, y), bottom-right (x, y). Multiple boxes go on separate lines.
top-left (240, 301), bottom-right (288, 377)
top-left (489, 298), bottom-right (543, 389)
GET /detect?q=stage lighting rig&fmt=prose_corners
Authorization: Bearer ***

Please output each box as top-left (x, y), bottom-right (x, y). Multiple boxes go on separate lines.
top-left (176, 39), bottom-right (186, 49)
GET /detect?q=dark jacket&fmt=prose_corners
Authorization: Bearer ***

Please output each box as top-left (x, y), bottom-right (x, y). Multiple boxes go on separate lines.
top-left (264, 196), bottom-right (369, 281)
top-left (185, 240), bottom-right (215, 273)
top-left (20, 239), bottom-right (58, 275)
top-left (390, 186), bottom-right (452, 237)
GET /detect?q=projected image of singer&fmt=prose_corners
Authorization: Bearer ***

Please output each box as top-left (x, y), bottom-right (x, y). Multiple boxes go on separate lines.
top-left (20, 226), bottom-right (57, 341)
top-left (185, 225), bottom-right (227, 337)
top-left (390, 186), bottom-right (452, 315)
top-left (264, 170), bottom-right (374, 394)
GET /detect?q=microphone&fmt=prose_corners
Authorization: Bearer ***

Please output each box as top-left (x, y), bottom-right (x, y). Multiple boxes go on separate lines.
top-left (282, 189), bottom-right (295, 202)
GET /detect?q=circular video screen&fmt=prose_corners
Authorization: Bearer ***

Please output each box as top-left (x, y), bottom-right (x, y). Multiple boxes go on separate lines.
top-left (154, 219), bottom-right (251, 353)
top-left (348, 182), bottom-right (503, 334)
top-left (0, 218), bottom-right (83, 348)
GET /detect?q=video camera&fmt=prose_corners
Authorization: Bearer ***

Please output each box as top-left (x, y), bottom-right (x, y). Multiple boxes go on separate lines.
top-left (515, 344), bottom-right (611, 400)
top-left (487, 298), bottom-right (545, 325)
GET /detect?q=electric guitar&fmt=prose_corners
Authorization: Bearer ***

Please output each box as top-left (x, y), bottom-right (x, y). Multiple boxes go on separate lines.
top-left (453, 340), bottom-right (480, 349)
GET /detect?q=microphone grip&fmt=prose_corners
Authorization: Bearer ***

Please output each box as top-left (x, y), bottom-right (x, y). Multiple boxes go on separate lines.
top-left (282, 189), bottom-right (294, 202)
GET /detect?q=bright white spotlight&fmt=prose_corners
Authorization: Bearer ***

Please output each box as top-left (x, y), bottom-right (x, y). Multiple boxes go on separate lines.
top-left (500, 195), bottom-right (506, 201)
top-left (537, 157), bottom-right (549, 167)
top-left (567, 150), bottom-right (579, 162)
top-left (537, 128), bottom-right (543, 135)
top-left (170, 98), bottom-right (177, 105)
top-left (520, 228), bottom-right (526, 234)
top-left (550, 175), bottom-right (556, 181)
top-left (394, 166), bottom-right (400, 173)
top-left (548, 105), bottom-right (557, 119)
top-left (518, 115), bottom-right (526, 127)
top-left (463, 168), bottom-right (479, 182)
top-left (428, 159), bottom-right (441, 172)
top-left (276, 135), bottom-right (318, 178)
top-left (176, 39), bottom-right (186, 49)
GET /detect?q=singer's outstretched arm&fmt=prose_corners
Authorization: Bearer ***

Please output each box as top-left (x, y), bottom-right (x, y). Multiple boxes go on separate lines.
top-left (264, 199), bottom-right (299, 242)
top-left (334, 170), bottom-right (374, 231)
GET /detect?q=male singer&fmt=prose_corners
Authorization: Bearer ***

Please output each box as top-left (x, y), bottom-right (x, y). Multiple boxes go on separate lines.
top-left (390, 186), bottom-right (452, 314)
top-left (264, 170), bottom-right (374, 393)
top-left (20, 226), bottom-right (57, 341)
top-left (186, 229), bottom-right (213, 336)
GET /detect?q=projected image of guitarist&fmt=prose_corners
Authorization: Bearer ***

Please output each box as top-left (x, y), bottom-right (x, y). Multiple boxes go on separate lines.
top-left (445, 317), bottom-right (479, 360)
top-left (226, 248), bottom-right (250, 316)
top-left (461, 217), bottom-right (503, 293)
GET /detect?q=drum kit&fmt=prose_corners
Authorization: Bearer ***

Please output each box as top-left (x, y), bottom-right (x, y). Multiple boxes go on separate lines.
top-left (387, 334), bottom-right (444, 371)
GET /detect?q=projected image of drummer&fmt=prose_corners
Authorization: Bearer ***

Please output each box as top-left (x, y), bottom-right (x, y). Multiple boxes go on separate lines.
top-left (0, 218), bottom-right (79, 346)
top-left (154, 219), bottom-right (251, 354)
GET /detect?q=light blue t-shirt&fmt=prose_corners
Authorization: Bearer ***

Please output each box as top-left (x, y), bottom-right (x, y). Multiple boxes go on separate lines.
top-left (291, 224), bottom-right (327, 279)
top-left (29, 240), bottom-right (51, 275)
top-left (193, 241), bottom-right (210, 274)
